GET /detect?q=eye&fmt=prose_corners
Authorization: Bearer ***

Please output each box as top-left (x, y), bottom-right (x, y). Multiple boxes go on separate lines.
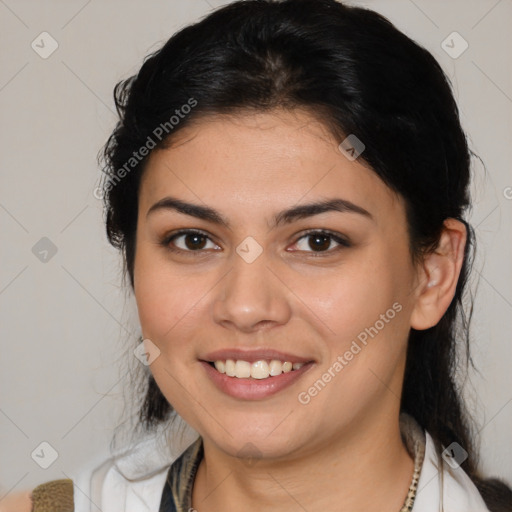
top-left (161, 229), bottom-right (220, 254)
top-left (290, 230), bottom-right (351, 255)
top-left (160, 228), bottom-right (351, 256)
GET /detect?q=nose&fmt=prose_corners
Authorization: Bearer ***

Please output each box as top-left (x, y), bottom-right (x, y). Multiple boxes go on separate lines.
top-left (212, 250), bottom-right (292, 334)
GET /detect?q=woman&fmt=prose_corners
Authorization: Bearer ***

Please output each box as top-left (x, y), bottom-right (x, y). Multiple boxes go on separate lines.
top-left (6, 0), bottom-right (511, 510)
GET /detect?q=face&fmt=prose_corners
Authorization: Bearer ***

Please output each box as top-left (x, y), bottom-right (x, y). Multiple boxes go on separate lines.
top-left (133, 109), bottom-right (420, 460)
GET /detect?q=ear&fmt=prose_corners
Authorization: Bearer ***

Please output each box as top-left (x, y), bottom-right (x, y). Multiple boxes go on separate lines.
top-left (410, 218), bottom-right (467, 330)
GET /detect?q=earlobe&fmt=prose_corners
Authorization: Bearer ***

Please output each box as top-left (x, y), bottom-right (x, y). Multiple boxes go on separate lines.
top-left (410, 218), bottom-right (467, 330)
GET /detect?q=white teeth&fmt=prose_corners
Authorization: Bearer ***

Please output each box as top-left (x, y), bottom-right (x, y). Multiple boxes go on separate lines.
top-left (251, 360), bottom-right (270, 379)
top-left (235, 360), bottom-right (251, 378)
top-left (282, 361), bottom-right (293, 373)
top-left (212, 359), bottom-right (307, 379)
top-left (225, 359), bottom-right (236, 377)
top-left (214, 360), bottom-right (225, 374)
top-left (269, 359), bottom-right (283, 376)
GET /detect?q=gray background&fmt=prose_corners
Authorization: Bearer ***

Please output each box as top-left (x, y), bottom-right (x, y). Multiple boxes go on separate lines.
top-left (1, 0), bottom-right (511, 496)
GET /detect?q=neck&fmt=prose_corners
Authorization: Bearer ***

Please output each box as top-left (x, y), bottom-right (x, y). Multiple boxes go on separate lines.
top-left (191, 406), bottom-right (415, 512)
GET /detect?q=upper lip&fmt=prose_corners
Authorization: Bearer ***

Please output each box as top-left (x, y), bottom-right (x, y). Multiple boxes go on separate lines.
top-left (201, 348), bottom-right (314, 364)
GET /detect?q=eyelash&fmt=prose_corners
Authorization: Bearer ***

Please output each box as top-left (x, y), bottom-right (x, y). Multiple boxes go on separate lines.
top-left (159, 229), bottom-right (351, 257)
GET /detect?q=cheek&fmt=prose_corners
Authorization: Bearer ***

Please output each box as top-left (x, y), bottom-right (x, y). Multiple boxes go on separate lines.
top-left (319, 241), bottom-right (412, 353)
top-left (133, 242), bottom-right (200, 345)
top-left (320, 260), bottom-right (398, 328)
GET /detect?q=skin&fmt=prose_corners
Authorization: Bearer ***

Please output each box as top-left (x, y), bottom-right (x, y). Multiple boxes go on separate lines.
top-left (0, 491), bottom-right (32, 512)
top-left (133, 108), bottom-right (466, 512)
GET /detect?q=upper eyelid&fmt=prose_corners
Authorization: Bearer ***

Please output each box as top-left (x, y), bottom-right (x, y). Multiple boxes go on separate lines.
top-left (167, 228), bottom-right (219, 244)
top-left (164, 229), bottom-right (220, 251)
top-left (291, 230), bottom-right (350, 250)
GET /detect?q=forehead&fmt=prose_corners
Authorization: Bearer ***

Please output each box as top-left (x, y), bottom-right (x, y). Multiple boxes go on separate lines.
top-left (138, 109), bottom-right (402, 226)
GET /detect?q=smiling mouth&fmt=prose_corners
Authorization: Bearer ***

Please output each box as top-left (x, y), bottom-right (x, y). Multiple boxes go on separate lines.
top-left (207, 359), bottom-right (308, 379)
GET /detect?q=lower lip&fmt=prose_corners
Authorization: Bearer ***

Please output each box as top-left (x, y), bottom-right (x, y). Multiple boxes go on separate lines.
top-left (200, 361), bottom-right (314, 400)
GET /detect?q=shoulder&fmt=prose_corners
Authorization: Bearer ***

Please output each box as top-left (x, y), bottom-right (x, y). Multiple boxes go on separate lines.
top-left (0, 460), bottom-right (169, 512)
top-left (0, 490), bottom-right (32, 512)
top-left (0, 479), bottom-right (74, 512)
top-left (413, 430), bottom-right (491, 512)
top-left (3, 424), bottom-right (199, 512)
top-left (72, 456), bottom-right (169, 512)
top-left (72, 428), bottom-right (200, 512)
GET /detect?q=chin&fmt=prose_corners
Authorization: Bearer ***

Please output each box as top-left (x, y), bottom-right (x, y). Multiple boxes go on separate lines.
top-left (200, 417), bottom-right (307, 461)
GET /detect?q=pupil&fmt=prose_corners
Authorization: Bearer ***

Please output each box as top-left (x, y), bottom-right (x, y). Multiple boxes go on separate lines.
top-left (310, 234), bottom-right (330, 251)
top-left (185, 234), bottom-right (206, 250)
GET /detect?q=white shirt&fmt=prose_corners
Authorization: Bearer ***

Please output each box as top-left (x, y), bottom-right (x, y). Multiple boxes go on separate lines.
top-left (69, 422), bottom-right (490, 512)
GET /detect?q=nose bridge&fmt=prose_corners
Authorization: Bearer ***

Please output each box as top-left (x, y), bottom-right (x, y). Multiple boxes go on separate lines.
top-left (212, 244), bottom-right (291, 332)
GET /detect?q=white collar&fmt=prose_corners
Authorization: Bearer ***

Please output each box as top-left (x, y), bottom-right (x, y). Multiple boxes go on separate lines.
top-left (71, 416), bottom-right (489, 512)
top-left (413, 429), bottom-right (490, 511)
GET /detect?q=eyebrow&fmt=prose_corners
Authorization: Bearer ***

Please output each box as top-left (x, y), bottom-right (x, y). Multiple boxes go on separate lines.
top-left (146, 196), bottom-right (373, 229)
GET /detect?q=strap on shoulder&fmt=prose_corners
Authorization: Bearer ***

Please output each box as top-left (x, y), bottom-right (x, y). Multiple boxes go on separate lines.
top-left (30, 479), bottom-right (74, 512)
